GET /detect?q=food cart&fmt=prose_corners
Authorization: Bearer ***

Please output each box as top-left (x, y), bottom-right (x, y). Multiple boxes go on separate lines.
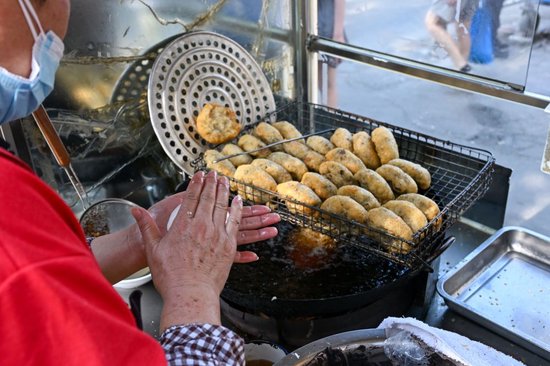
top-left (1, 0), bottom-right (548, 364)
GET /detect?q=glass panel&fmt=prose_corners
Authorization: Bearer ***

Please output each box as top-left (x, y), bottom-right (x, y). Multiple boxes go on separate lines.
top-left (525, 2), bottom-right (550, 95)
top-left (319, 52), bottom-right (550, 234)
top-left (53, 0), bottom-right (292, 110)
top-left (28, 0), bottom-right (293, 213)
top-left (333, 0), bottom-right (543, 88)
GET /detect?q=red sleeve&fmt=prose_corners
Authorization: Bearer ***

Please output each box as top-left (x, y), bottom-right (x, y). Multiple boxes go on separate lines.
top-left (0, 149), bottom-right (166, 365)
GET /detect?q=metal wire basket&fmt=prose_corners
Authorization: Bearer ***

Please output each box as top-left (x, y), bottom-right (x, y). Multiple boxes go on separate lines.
top-left (196, 101), bottom-right (495, 268)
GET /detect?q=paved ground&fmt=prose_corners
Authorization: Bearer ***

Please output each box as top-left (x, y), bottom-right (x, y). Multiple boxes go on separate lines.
top-left (328, 0), bottom-right (550, 236)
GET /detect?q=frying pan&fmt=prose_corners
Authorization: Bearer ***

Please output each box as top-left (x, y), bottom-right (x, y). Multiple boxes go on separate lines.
top-left (221, 223), bottom-right (454, 318)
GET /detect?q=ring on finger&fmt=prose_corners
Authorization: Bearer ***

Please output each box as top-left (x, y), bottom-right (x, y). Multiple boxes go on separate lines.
top-left (187, 210), bottom-right (194, 218)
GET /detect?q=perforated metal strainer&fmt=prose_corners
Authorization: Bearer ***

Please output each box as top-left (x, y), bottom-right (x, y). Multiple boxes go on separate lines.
top-left (148, 31), bottom-right (276, 174)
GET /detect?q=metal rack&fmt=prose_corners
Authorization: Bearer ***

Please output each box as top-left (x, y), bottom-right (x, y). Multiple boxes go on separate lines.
top-left (197, 101), bottom-right (495, 268)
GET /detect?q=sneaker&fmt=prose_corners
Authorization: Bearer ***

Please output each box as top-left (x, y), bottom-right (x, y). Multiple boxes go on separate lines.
top-left (459, 64), bottom-right (472, 73)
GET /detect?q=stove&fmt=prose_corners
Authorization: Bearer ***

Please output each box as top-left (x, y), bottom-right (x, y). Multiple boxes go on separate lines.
top-left (221, 257), bottom-right (440, 350)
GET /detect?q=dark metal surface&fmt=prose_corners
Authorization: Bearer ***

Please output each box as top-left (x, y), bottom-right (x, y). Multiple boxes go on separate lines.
top-left (221, 270), bottom-right (429, 347)
top-left (221, 221), bottom-right (451, 318)
top-left (129, 290), bottom-right (143, 330)
top-left (461, 164), bottom-right (511, 230)
top-left (223, 257), bottom-right (422, 318)
top-left (309, 36), bottom-right (550, 110)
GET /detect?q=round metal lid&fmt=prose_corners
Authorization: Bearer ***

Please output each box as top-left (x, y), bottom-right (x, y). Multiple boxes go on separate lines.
top-left (112, 33), bottom-right (181, 106)
top-left (148, 31), bottom-right (276, 174)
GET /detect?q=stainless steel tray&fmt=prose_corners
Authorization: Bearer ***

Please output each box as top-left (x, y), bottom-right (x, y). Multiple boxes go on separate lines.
top-left (437, 226), bottom-right (550, 361)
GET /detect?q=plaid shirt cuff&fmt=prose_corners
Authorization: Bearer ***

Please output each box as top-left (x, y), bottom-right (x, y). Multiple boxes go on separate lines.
top-left (160, 323), bottom-right (245, 366)
top-left (85, 237), bottom-right (94, 249)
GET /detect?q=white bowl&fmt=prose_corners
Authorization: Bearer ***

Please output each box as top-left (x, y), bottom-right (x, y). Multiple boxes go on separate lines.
top-left (245, 341), bottom-right (287, 365)
top-left (80, 198), bottom-right (152, 289)
top-left (114, 267), bottom-right (152, 289)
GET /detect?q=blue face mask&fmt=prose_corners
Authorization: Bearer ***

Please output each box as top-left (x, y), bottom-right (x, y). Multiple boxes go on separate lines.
top-left (0, 0), bottom-right (64, 124)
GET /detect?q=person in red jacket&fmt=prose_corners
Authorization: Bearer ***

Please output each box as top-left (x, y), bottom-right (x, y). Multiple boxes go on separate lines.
top-left (0, 0), bottom-right (280, 365)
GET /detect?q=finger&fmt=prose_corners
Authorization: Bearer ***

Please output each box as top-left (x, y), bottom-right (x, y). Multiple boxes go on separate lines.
top-left (179, 171), bottom-right (205, 222)
top-left (237, 227), bottom-right (279, 245)
top-left (234, 251), bottom-right (259, 263)
top-left (241, 205), bottom-right (271, 218)
top-left (213, 176), bottom-right (230, 225)
top-left (194, 170), bottom-right (218, 222)
top-left (131, 207), bottom-right (162, 257)
top-left (226, 195), bottom-right (243, 238)
top-left (239, 213), bottom-right (280, 231)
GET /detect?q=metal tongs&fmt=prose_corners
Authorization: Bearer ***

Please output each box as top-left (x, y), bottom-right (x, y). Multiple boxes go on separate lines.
top-left (213, 128), bottom-right (336, 164)
top-left (32, 104), bottom-right (90, 209)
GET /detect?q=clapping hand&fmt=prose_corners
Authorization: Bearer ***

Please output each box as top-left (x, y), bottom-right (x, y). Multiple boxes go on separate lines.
top-left (142, 172), bottom-right (280, 263)
top-left (131, 171), bottom-right (276, 327)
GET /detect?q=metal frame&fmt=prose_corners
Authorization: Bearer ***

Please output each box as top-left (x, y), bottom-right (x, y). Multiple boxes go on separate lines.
top-left (300, 1), bottom-right (550, 111)
top-left (291, 0), bottom-right (309, 104)
top-left (198, 101), bottom-right (495, 268)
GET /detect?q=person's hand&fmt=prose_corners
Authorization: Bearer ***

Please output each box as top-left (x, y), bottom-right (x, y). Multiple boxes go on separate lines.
top-left (131, 171), bottom-right (243, 327)
top-left (129, 179), bottom-right (280, 263)
top-left (91, 172), bottom-right (280, 285)
top-left (234, 205), bottom-right (280, 261)
top-left (165, 201), bottom-right (280, 263)
top-left (134, 170), bottom-right (240, 295)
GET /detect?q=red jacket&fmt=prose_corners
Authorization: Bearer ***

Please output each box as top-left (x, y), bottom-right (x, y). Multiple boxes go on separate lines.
top-left (0, 148), bottom-right (166, 365)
